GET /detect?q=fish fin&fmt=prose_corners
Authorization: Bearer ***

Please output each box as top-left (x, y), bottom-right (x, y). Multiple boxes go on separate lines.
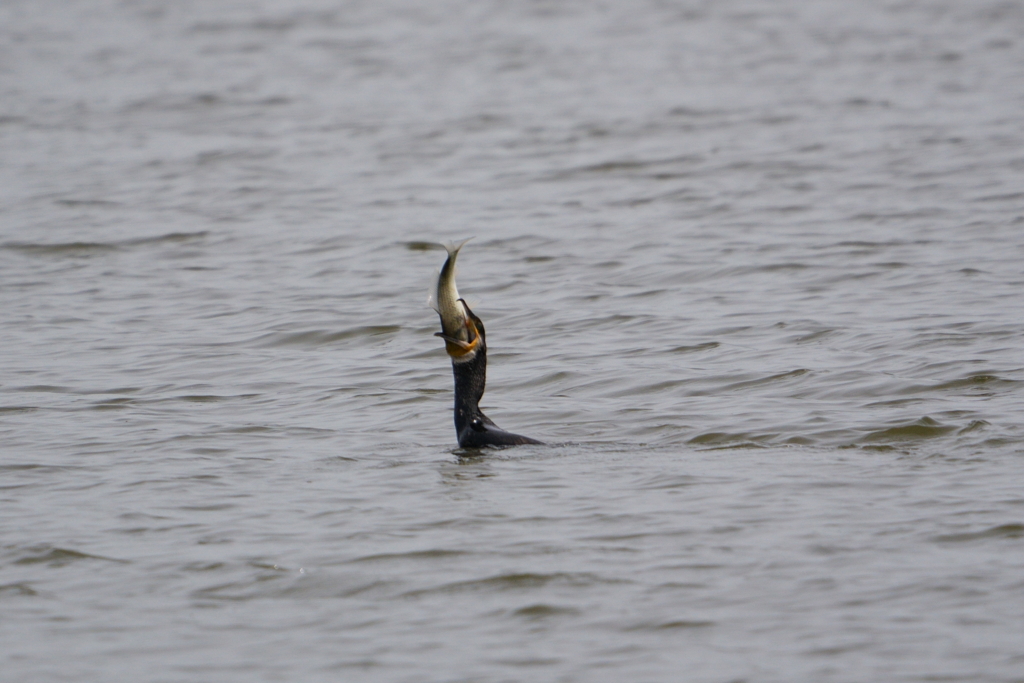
top-left (427, 267), bottom-right (441, 312)
top-left (434, 332), bottom-right (467, 347)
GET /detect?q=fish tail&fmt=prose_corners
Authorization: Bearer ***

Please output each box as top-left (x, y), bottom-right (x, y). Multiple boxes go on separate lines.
top-left (430, 238), bottom-right (474, 312)
top-left (443, 236), bottom-right (474, 258)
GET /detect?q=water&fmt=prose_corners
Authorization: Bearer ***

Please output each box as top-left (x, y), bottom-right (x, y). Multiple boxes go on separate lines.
top-left (2, 0), bottom-right (1024, 681)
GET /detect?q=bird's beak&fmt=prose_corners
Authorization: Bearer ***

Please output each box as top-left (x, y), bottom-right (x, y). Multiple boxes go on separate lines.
top-left (435, 315), bottom-right (480, 358)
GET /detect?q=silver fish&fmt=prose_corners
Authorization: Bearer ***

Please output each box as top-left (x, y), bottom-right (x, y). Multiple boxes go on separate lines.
top-left (429, 238), bottom-right (478, 359)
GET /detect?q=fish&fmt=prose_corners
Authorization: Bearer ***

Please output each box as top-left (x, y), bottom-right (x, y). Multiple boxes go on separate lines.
top-left (429, 238), bottom-right (479, 359)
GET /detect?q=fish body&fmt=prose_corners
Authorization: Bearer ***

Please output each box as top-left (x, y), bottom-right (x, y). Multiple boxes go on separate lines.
top-left (430, 239), bottom-right (476, 356)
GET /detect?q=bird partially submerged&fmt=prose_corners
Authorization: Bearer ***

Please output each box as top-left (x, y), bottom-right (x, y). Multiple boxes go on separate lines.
top-left (431, 240), bottom-right (542, 448)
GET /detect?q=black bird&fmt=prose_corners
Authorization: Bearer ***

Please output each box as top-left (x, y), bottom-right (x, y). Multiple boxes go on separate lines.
top-left (430, 241), bottom-right (542, 448)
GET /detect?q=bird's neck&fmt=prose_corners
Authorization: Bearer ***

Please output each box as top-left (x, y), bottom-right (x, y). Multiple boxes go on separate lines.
top-left (452, 343), bottom-right (487, 432)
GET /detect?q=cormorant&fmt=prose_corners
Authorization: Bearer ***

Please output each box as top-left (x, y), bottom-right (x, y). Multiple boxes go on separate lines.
top-left (431, 241), bottom-right (542, 448)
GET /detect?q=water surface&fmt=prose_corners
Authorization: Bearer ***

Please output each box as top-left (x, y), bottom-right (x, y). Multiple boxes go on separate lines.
top-left (2, 1), bottom-right (1024, 681)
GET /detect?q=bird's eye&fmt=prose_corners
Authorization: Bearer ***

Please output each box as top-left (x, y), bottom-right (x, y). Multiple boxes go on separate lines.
top-left (470, 417), bottom-right (485, 431)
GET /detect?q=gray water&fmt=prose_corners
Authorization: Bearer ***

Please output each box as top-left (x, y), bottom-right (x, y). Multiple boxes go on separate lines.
top-left (3, 0), bottom-right (1024, 681)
